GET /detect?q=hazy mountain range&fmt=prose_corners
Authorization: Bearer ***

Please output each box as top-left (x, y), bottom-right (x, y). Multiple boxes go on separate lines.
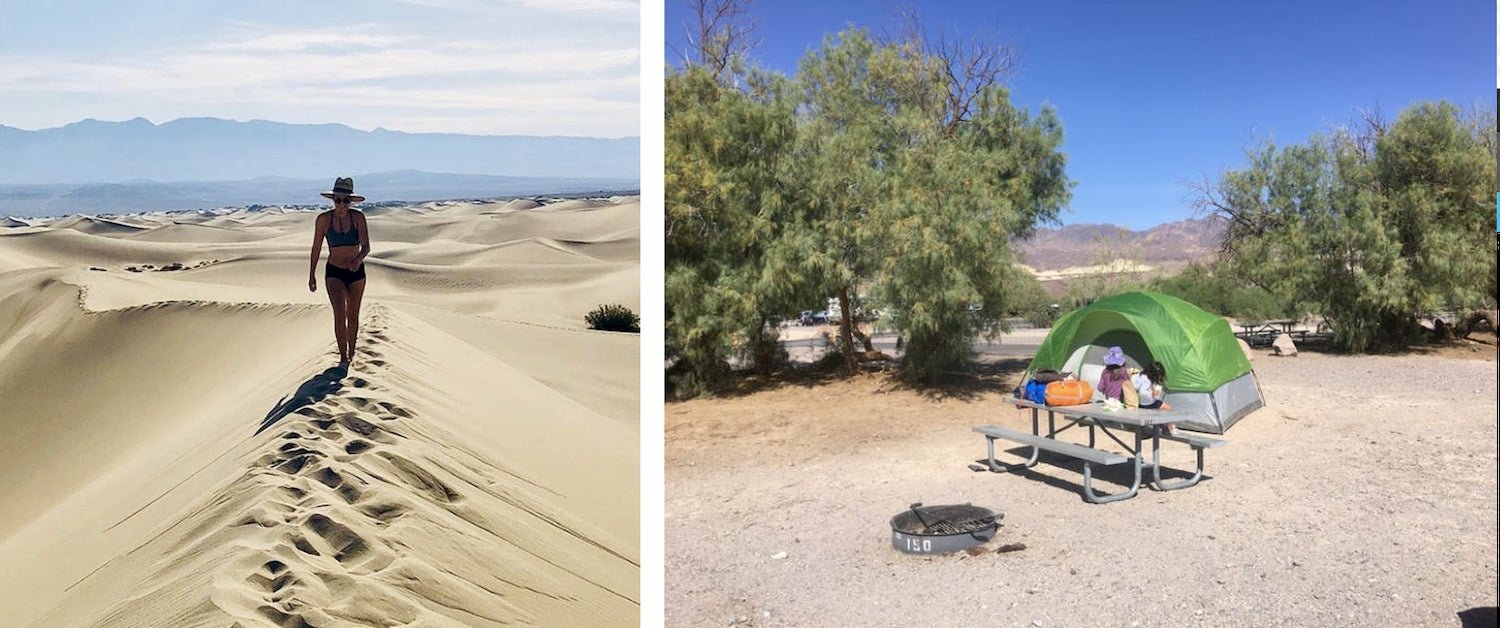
top-left (0, 117), bottom-right (639, 183)
top-left (0, 117), bottom-right (639, 216)
top-left (0, 170), bottom-right (639, 217)
top-left (1014, 215), bottom-right (1227, 272)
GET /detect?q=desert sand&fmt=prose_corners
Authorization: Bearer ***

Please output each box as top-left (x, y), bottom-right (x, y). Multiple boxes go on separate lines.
top-left (665, 344), bottom-right (1497, 627)
top-left (0, 197), bottom-right (640, 626)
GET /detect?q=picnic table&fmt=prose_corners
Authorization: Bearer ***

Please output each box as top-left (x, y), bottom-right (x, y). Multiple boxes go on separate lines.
top-left (1235, 319), bottom-right (1302, 346)
top-left (975, 398), bottom-right (1226, 504)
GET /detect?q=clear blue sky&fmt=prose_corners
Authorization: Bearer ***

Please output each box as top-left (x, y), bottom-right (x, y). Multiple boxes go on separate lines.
top-left (0, 0), bottom-right (640, 137)
top-left (665, 1), bottom-right (1494, 228)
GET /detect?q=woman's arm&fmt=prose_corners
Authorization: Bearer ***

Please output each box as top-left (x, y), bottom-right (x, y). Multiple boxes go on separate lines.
top-left (309, 212), bottom-right (327, 290)
top-left (352, 211), bottom-right (371, 268)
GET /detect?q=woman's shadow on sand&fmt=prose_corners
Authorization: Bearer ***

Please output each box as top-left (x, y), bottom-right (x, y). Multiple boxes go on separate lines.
top-left (256, 365), bottom-right (346, 435)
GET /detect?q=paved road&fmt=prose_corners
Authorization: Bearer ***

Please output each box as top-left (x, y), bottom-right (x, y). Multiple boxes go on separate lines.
top-left (780, 331), bottom-right (1041, 356)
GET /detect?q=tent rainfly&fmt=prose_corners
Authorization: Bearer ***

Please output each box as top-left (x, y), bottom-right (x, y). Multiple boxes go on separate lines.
top-left (1026, 291), bottom-right (1264, 434)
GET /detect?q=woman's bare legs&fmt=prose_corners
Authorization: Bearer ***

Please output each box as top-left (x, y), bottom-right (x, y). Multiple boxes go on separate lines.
top-left (344, 279), bottom-right (366, 363)
top-left (326, 278), bottom-right (350, 364)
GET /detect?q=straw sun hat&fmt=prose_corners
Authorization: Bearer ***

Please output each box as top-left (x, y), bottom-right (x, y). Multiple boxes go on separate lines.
top-left (319, 177), bottom-right (365, 203)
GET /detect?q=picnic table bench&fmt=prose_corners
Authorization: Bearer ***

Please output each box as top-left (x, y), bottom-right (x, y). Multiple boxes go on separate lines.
top-left (975, 398), bottom-right (1226, 503)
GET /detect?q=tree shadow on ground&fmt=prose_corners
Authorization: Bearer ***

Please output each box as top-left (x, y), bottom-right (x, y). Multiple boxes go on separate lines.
top-left (1458, 607), bottom-right (1497, 628)
top-left (691, 356), bottom-right (1031, 402)
top-left (255, 365), bottom-right (346, 435)
top-left (884, 357), bottom-right (1032, 402)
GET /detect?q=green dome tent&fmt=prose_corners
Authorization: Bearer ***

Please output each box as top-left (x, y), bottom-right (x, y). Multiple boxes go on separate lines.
top-left (1028, 291), bottom-right (1263, 434)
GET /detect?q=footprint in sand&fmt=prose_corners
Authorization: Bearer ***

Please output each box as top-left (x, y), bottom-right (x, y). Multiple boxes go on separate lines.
top-left (309, 419), bottom-right (336, 436)
top-left (335, 413), bottom-right (395, 444)
top-left (290, 533), bottom-right (321, 557)
top-left (373, 452), bottom-right (464, 504)
top-left (376, 401), bottom-right (414, 419)
top-left (275, 441), bottom-right (310, 455)
top-left (339, 396), bottom-right (379, 413)
top-left (279, 429), bottom-right (321, 442)
top-left (356, 500), bottom-right (409, 527)
top-left (344, 439), bottom-right (376, 455)
top-left (255, 604), bottom-right (310, 628)
top-left (244, 561), bottom-right (296, 597)
top-left (257, 445), bottom-right (325, 475)
top-left (302, 513), bottom-right (395, 572)
top-left (301, 466), bottom-right (360, 504)
top-left (295, 406), bottom-right (334, 421)
top-left (243, 563), bottom-right (313, 626)
top-left (339, 397), bottom-right (411, 422)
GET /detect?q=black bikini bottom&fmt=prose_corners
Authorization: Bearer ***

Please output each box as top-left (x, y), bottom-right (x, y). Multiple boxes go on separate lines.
top-left (325, 262), bottom-right (366, 286)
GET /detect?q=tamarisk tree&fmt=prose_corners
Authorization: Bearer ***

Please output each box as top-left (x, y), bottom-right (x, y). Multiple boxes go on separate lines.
top-left (1198, 101), bottom-right (1495, 351)
top-left (665, 63), bottom-right (805, 395)
top-left (797, 28), bottom-right (1071, 382)
top-left (666, 12), bottom-right (1072, 393)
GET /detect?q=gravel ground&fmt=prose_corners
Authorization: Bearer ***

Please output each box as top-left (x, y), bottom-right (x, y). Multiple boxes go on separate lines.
top-left (665, 348), bottom-right (1498, 628)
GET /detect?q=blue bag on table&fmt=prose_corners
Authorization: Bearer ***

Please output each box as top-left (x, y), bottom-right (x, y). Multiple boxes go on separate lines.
top-left (1024, 380), bottom-right (1048, 404)
top-left (1020, 369), bottom-right (1067, 404)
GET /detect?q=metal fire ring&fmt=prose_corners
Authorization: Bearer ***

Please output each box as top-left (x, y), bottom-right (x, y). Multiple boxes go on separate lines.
top-left (890, 502), bottom-right (1002, 555)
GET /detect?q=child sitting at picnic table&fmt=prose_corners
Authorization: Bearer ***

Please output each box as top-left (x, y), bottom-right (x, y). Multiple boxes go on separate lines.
top-left (1130, 361), bottom-right (1166, 409)
top-left (1096, 346), bottom-right (1132, 402)
top-left (1130, 361), bottom-right (1178, 434)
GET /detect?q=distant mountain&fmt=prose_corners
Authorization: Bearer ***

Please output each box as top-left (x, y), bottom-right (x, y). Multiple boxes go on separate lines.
top-left (1014, 215), bottom-right (1227, 272)
top-left (0, 117), bottom-right (639, 184)
top-left (0, 170), bottom-right (637, 217)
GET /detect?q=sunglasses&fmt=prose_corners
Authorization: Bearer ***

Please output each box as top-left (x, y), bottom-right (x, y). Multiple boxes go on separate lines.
top-left (333, 196), bottom-right (352, 204)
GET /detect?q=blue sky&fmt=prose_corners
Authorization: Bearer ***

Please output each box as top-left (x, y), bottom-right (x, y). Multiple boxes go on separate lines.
top-left (665, 1), bottom-right (1494, 228)
top-left (0, 0), bottom-right (640, 137)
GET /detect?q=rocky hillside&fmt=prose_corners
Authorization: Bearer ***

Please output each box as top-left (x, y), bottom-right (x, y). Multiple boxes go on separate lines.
top-left (1014, 215), bottom-right (1227, 272)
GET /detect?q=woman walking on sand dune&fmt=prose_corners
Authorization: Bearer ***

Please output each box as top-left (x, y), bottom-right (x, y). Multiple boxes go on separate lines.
top-left (308, 177), bottom-right (371, 366)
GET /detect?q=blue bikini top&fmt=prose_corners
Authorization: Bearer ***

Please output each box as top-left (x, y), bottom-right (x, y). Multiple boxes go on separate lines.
top-left (325, 212), bottom-right (360, 248)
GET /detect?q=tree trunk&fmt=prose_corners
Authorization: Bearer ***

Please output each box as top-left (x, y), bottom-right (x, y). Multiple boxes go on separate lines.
top-left (837, 286), bottom-right (858, 374)
top-left (1432, 318), bottom-right (1454, 343)
top-left (1456, 310), bottom-right (1497, 339)
top-left (750, 315), bottom-right (779, 375)
top-left (852, 327), bottom-right (875, 352)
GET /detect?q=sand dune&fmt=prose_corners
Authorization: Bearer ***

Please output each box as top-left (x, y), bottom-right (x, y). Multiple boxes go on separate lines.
top-left (536, 199), bottom-right (613, 211)
top-left (48, 215), bottom-right (151, 237)
top-left (498, 199), bottom-right (543, 211)
top-left (0, 229), bottom-right (232, 271)
top-left (127, 221), bottom-right (277, 243)
top-left (381, 236), bottom-right (621, 267)
top-left (0, 196), bottom-right (640, 626)
top-left (551, 237), bottom-right (639, 264)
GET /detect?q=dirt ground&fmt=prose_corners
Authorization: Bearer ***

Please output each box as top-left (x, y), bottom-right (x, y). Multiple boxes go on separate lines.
top-left (664, 338), bottom-right (1498, 627)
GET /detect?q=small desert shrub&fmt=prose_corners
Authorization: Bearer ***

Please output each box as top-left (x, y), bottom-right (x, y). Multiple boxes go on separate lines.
top-left (586, 304), bottom-right (639, 333)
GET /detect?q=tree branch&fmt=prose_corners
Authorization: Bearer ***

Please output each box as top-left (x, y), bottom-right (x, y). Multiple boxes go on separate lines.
top-left (677, 0), bottom-right (761, 83)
